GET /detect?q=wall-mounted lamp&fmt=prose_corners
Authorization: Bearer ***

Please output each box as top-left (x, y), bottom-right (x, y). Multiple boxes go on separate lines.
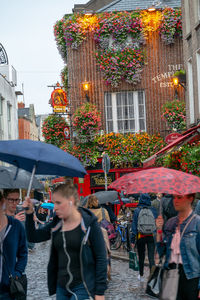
top-left (82, 81), bottom-right (90, 102)
top-left (148, 5), bottom-right (156, 12)
top-left (173, 76), bottom-right (179, 98)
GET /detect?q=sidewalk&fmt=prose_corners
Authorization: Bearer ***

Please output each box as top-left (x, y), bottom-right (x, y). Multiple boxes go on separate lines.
top-left (111, 247), bottom-right (149, 266)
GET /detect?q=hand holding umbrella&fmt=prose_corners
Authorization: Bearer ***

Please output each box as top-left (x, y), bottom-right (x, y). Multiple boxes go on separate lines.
top-left (155, 215), bottom-right (164, 242)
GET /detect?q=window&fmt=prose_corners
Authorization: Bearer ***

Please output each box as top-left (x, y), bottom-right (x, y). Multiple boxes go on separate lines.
top-left (7, 103), bottom-right (11, 139)
top-left (196, 50), bottom-right (200, 115)
top-left (185, 0), bottom-right (191, 35)
top-left (0, 96), bottom-right (3, 139)
top-left (105, 91), bottom-right (146, 133)
top-left (187, 58), bottom-right (195, 124)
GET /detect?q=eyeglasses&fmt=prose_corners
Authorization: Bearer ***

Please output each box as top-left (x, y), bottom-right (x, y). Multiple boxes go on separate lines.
top-left (7, 198), bottom-right (20, 203)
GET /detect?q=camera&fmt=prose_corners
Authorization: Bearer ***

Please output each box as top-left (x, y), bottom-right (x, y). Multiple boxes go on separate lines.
top-left (16, 205), bottom-right (28, 213)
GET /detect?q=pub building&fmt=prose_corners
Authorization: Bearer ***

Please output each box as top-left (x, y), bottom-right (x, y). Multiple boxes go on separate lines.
top-left (53, 0), bottom-right (186, 196)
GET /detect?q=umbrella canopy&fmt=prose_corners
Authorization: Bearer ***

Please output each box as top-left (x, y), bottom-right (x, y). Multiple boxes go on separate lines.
top-left (0, 140), bottom-right (86, 178)
top-left (108, 167), bottom-right (200, 195)
top-left (81, 190), bottom-right (119, 207)
top-left (0, 166), bottom-right (44, 190)
top-left (41, 202), bottom-right (54, 210)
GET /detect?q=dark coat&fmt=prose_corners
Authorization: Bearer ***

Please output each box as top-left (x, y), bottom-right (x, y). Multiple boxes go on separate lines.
top-left (25, 207), bottom-right (107, 297)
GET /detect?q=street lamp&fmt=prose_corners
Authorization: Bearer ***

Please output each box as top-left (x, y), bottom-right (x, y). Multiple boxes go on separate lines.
top-left (82, 81), bottom-right (90, 102)
top-left (173, 76), bottom-right (179, 98)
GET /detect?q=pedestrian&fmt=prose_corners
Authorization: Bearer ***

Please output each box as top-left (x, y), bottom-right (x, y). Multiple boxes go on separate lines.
top-left (0, 191), bottom-right (28, 300)
top-left (24, 182), bottom-right (107, 300)
top-left (151, 193), bottom-right (163, 216)
top-left (101, 203), bottom-right (116, 223)
top-left (86, 195), bottom-right (111, 223)
top-left (35, 205), bottom-right (47, 228)
top-left (161, 194), bottom-right (178, 223)
top-left (86, 195), bottom-right (112, 281)
top-left (4, 189), bottom-right (35, 252)
top-left (4, 189), bottom-right (25, 222)
top-left (131, 193), bottom-right (157, 282)
top-left (117, 203), bottom-right (132, 221)
top-left (156, 193), bottom-right (200, 300)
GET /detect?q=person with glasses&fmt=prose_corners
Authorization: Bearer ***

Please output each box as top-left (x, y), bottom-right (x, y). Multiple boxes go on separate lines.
top-left (0, 191), bottom-right (27, 299)
top-left (4, 189), bottom-right (35, 251)
top-left (4, 189), bottom-right (25, 222)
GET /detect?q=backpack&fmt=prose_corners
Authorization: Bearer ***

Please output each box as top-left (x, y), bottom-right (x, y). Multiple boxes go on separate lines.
top-left (137, 207), bottom-right (156, 234)
top-left (100, 208), bottom-right (116, 240)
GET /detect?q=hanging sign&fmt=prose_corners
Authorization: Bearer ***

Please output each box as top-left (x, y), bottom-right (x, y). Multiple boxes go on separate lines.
top-left (165, 132), bottom-right (182, 144)
top-left (64, 126), bottom-right (70, 140)
top-left (51, 88), bottom-right (68, 113)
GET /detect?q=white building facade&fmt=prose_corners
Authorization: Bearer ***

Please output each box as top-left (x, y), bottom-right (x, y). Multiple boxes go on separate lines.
top-left (0, 44), bottom-right (18, 140)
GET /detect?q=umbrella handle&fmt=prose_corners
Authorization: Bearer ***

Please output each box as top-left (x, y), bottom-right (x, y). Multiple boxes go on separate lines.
top-left (26, 165), bottom-right (36, 198)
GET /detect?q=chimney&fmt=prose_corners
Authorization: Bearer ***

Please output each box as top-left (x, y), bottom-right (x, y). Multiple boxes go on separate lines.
top-left (18, 102), bottom-right (25, 109)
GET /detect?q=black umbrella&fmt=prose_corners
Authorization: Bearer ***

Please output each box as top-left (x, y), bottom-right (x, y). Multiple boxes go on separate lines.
top-left (81, 190), bottom-right (119, 207)
top-left (0, 166), bottom-right (44, 190)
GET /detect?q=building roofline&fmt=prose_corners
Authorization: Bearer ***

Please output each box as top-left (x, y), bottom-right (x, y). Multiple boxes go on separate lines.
top-left (97, 0), bottom-right (121, 12)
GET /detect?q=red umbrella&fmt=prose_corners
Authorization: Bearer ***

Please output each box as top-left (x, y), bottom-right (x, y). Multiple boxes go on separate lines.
top-left (108, 167), bottom-right (200, 195)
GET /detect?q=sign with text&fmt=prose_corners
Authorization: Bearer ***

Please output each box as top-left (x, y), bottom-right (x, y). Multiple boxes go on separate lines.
top-left (165, 132), bottom-right (182, 144)
top-left (90, 172), bottom-right (115, 187)
top-left (53, 106), bottom-right (67, 113)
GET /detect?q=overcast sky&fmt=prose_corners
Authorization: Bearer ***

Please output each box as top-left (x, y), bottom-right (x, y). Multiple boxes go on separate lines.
top-left (1, 0), bottom-right (86, 114)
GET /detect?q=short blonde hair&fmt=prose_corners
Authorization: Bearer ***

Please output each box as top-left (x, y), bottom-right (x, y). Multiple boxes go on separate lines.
top-left (87, 194), bottom-right (99, 208)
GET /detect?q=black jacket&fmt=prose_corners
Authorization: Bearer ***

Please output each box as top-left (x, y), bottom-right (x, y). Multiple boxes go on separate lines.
top-left (25, 208), bottom-right (107, 297)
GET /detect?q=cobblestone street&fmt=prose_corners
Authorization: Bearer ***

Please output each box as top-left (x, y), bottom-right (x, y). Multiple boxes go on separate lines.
top-left (26, 241), bottom-right (151, 300)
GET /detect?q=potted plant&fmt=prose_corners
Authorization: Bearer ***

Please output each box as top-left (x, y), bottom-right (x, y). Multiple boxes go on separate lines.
top-left (174, 69), bottom-right (186, 83)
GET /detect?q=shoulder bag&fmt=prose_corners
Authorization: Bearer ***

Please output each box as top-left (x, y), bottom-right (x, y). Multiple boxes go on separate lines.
top-left (146, 214), bottom-right (196, 299)
top-left (160, 214), bottom-right (196, 300)
top-left (1, 249), bottom-right (27, 300)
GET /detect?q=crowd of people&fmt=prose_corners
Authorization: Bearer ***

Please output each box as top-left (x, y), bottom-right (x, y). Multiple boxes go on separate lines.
top-left (0, 183), bottom-right (200, 299)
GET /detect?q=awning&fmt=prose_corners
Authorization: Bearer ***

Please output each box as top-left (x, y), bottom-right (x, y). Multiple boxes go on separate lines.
top-left (142, 124), bottom-right (200, 167)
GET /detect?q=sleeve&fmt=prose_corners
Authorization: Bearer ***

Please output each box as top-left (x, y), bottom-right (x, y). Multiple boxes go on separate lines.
top-left (131, 208), bottom-right (139, 244)
top-left (89, 220), bottom-right (107, 295)
top-left (105, 209), bottom-right (111, 223)
top-left (196, 219), bottom-right (200, 290)
top-left (15, 222), bottom-right (28, 277)
top-left (25, 212), bottom-right (53, 242)
top-left (195, 201), bottom-right (200, 216)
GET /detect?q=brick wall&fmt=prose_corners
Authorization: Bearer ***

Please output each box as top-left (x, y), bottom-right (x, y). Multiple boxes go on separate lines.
top-left (18, 118), bottom-right (30, 139)
top-left (67, 31), bottom-right (184, 137)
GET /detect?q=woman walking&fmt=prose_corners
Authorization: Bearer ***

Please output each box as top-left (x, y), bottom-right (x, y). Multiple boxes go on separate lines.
top-left (0, 191), bottom-right (27, 300)
top-left (156, 193), bottom-right (200, 300)
top-left (24, 182), bottom-right (107, 300)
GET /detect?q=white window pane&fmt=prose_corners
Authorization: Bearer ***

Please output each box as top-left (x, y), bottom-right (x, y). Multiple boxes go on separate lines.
top-left (138, 91), bottom-right (143, 105)
top-left (128, 92), bottom-right (133, 105)
top-left (129, 105), bottom-right (134, 118)
top-left (139, 119), bottom-right (145, 131)
top-left (116, 94), bottom-right (122, 106)
top-left (107, 107), bottom-right (112, 119)
top-left (117, 107), bottom-right (122, 119)
top-left (139, 105), bottom-right (144, 118)
top-left (118, 120), bottom-right (124, 132)
top-left (107, 121), bottom-right (113, 132)
top-left (129, 120), bottom-right (135, 130)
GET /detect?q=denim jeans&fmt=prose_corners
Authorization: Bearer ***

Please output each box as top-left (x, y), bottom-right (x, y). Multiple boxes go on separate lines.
top-left (56, 283), bottom-right (91, 300)
top-left (137, 235), bottom-right (155, 276)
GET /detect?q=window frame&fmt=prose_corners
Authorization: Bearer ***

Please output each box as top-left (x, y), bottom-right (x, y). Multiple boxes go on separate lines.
top-left (105, 90), bottom-right (146, 134)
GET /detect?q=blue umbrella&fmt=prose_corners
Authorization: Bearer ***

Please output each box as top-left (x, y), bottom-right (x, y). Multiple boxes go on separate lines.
top-left (41, 202), bottom-right (54, 210)
top-left (0, 139), bottom-right (87, 196)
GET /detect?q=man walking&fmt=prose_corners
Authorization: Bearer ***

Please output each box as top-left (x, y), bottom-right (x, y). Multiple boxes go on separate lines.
top-left (131, 194), bottom-right (157, 281)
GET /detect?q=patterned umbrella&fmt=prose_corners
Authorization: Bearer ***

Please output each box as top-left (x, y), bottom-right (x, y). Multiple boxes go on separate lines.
top-left (108, 167), bottom-right (200, 195)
